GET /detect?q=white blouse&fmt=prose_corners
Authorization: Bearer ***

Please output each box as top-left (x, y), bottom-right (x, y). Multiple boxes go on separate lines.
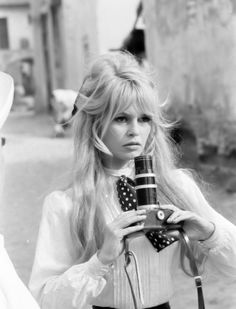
top-left (0, 235), bottom-right (39, 309)
top-left (29, 169), bottom-right (236, 309)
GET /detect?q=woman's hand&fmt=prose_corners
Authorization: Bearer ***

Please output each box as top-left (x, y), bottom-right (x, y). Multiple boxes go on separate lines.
top-left (97, 209), bottom-right (146, 265)
top-left (161, 204), bottom-right (215, 241)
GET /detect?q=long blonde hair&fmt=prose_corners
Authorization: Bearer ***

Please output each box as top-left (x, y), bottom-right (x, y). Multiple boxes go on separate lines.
top-left (71, 52), bottom-right (198, 261)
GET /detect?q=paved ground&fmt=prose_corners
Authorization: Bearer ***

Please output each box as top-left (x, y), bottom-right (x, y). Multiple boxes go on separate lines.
top-left (1, 111), bottom-right (236, 308)
top-left (1, 112), bottom-right (73, 283)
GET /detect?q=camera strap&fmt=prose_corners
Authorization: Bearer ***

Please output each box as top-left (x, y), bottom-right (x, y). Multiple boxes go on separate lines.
top-left (124, 236), bottom-right (144, 309)
top-left (178, 228), bottom-right (205, 309)
top-left (123, 229), bottom-right (205, 309)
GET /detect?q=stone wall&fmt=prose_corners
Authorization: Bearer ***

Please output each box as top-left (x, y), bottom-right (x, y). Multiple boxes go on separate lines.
top-left (143, 0), bottom-right (236, 156)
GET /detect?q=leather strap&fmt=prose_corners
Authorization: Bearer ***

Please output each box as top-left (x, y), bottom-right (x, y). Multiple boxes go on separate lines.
top-left (124, 228), bottom-right (205, 309)
top-left (179, 228), bottom-right (205, 309)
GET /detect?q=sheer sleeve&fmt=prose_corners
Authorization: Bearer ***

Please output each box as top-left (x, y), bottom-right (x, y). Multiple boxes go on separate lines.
top-left (29, 191), bottom-right (111, 309)
top-left (176, 170), bottom-right (236, 278)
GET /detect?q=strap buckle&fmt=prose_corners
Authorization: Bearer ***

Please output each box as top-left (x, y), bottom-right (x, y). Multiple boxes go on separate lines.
top-left (194, 275), bottom-right (202, 288)
top-left (124, 236), bottom-right (131, 267)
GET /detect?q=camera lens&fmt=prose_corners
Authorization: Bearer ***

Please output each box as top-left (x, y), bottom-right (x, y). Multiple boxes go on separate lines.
top-left (134, 155), bottom-right (153, 174)
top-left (134, 155), bottom-right (158, 209)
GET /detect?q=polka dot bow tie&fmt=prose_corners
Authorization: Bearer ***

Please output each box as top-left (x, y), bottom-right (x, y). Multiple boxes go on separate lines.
top-left (116, 175), bottom-right (179, 252)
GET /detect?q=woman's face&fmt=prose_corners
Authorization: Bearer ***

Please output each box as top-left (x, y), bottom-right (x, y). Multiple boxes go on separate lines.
top-left (102, 104), bottom-right (152, 169)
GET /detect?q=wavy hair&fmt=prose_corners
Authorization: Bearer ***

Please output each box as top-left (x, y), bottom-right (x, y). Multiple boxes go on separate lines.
top-left (71, 51), bottom-right (201, 262)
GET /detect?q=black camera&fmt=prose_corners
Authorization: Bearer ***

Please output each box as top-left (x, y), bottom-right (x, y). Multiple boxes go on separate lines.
top-left (134, 155), bottom-right (182, 231)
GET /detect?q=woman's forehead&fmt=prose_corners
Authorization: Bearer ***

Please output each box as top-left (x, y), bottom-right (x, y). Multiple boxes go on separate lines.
top-left (118, 104), bottom-right (149, 115)
top-left (115, 96), bottom-right (154, 116)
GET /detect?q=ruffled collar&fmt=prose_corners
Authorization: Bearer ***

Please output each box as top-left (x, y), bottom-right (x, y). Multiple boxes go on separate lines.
top-left (104, 165), bottom-right (134, 178)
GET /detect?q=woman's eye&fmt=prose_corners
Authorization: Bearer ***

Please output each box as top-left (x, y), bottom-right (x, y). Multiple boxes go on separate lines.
top-left (140, 116), bottom-right (152, 123)
top-left (114, 116), bottom-right (127, 123)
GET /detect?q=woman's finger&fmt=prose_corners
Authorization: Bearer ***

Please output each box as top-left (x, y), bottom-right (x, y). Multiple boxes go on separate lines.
top-left (120, 213), bottom-right (146, 228)
top-left (167, 211), bottom-right (184, 223)
top-left (168, 210), bottom-right (198, 223)
top-left (113, 210), bottom-right (147, 228)
top-left (121, 223), bottom-right (145, 237)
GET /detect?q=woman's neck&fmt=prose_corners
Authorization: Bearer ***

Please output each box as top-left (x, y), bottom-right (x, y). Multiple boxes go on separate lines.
top-left (103, 163), bottom-right (134, 178)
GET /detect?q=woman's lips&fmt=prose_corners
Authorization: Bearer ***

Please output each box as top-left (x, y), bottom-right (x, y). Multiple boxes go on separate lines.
top-left (123, 143), bottom-right (141, 150)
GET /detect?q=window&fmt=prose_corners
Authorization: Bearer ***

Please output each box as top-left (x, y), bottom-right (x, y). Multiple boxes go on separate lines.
top-left (0, 18), bottom-right (9, 49)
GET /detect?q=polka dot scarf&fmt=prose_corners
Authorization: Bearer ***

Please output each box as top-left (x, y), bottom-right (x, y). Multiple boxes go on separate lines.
top-left (116, 175), bottom-right (179, 252)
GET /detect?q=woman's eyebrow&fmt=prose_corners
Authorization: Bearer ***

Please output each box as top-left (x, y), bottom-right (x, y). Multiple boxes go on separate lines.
top-left (116, 111), bottom-right (151, 117)
top-left (116, 112), bottom-right (129, 117)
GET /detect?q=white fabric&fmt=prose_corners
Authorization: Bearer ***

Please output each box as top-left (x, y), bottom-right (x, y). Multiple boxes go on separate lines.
top-left (0, 72), bottom-right (14, 130)
top-left (29, 170), bottom-right (236, 309)
top-left (52, 89), bottom-right (77, 108)
top-left (51, 89), bottom-right (77, 123)
top-left (0, 235), bottom-right (39, 309)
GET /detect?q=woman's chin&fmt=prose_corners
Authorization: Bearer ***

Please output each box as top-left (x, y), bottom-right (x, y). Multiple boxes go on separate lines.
top-left (123, 150), bottom-right (143, 160)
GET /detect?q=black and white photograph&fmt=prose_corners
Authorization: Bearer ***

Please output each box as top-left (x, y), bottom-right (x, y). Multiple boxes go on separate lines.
top-left (0, 1), bottom-right (236, 309)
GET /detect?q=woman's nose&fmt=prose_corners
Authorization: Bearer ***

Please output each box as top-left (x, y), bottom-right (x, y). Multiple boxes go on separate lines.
top-left (127, 120), bottom-right (139, 136)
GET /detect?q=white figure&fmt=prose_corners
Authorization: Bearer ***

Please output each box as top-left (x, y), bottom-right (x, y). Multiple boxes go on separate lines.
top-left (0, 71), bottom-right (39, 309)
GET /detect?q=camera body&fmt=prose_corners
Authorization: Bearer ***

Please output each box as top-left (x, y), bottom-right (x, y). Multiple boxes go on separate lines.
top-left (134, 155), bottom-right (182, 231)
top-left (143, 208), bottom-right (182, 231)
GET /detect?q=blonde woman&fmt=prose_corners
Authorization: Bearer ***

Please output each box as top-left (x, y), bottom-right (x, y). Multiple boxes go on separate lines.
top-left (29, 52), bottom-right (236, 309)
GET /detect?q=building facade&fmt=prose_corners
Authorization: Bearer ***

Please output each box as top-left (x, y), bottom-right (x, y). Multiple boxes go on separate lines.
top-left (143, 0), bottom-right (236, 157)
top-left (0, 0), bottom-right (33, 90)
top-left (31, 0), bottom-right (98, 112)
